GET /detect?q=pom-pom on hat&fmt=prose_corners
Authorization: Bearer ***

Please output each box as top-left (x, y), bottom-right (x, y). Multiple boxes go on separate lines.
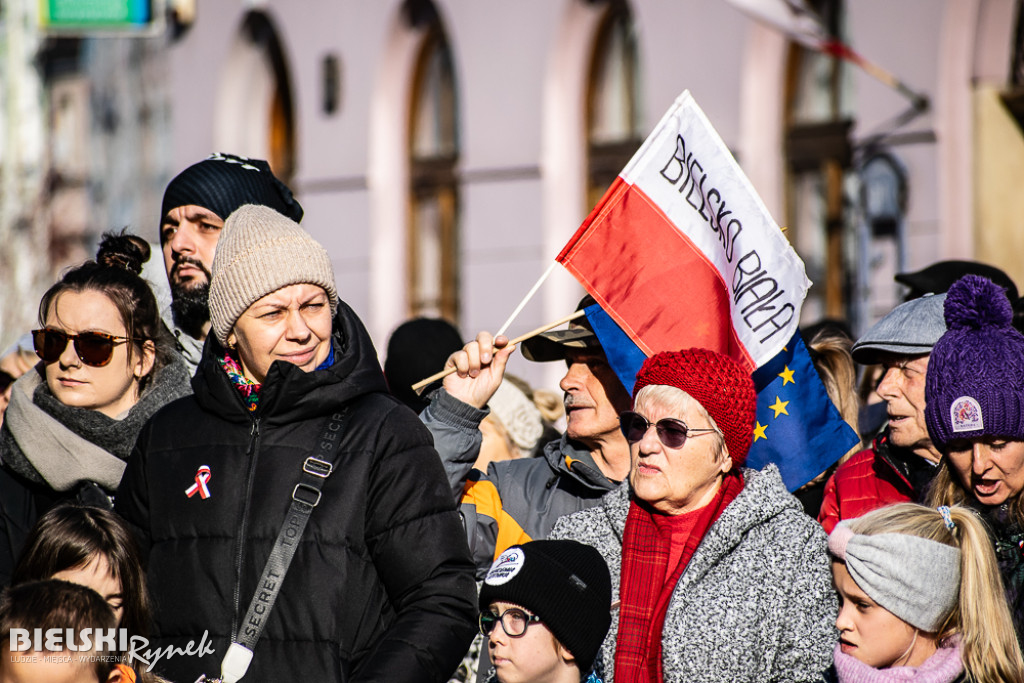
top-left (208, 205), bottom-right (338, 345)
top-left (632, 349), bottom-right (757, 467)
top-left (925, 274), bottom-right (1024, 450)
top-left (160, 153), bottom-right (303, 228)
top-left (479, 540), bottom-right (612, 673)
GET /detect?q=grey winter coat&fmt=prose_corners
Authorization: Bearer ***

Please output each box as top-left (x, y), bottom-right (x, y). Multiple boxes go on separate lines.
top-left (550, 465), bottom-right (836, 683)
top-left (421, 389), bottom-right (618, 577)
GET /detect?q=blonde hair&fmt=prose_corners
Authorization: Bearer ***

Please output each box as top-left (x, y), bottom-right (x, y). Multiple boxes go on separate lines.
top-left (505, 374), bottom-right (564, 424)
top-left (846, 503), bottom-right (1024, 683)
top-left (633, 384), bottom-right (727, 463)
top-left (928, 459), bottom-right (1024, 530)
top-left (531, 388), bottom-right (564, 424)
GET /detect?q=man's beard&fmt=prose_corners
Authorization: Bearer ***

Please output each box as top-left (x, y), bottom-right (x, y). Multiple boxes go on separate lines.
top-left (170, 282), bottom-right (211, 340)
top-left (169, 257), bottom-right (213, 340)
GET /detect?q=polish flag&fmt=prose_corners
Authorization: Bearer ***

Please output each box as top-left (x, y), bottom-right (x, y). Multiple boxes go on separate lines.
top-left (557, 90), bottom-right (810, 372)
top-left (723, 0), bottom-right (828, 51)
top-left (723, 0), bottom-right (928, 108)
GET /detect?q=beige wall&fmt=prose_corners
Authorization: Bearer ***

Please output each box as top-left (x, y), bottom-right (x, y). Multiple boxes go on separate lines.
top-left (974, 86), bottom-right (1024, 289)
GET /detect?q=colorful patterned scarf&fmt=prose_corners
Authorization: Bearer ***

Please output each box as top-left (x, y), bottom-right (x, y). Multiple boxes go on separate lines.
top-left (615, 470), bottom-right (745, 683)
top-left (219, 344), bottom-right (335, 412)
top-left (220, 351), bottom-right (261, 412)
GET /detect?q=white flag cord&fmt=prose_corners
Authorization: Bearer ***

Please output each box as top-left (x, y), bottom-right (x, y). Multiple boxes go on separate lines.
top-left (495, 260), bottom-right (559, 337)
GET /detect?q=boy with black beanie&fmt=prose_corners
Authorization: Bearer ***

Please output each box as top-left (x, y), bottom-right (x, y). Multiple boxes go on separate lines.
top-left (478, 539), bottom-right (612, 683)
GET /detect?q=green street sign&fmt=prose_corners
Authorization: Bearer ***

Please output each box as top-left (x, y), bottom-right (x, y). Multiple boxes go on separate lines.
top-left (39, 0), bottom-right (157, 32)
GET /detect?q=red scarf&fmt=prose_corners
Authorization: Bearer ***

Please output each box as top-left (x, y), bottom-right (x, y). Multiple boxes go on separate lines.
top-left (614, 471), bottom-right (745, 683)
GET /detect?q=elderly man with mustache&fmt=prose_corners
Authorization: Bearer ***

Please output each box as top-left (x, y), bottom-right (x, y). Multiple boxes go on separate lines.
top-left (422, 296), bottom-right (632, 577)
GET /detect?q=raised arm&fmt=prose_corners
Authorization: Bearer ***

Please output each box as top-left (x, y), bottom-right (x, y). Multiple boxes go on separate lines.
top-left (420, 332), bottom-right (515, 498)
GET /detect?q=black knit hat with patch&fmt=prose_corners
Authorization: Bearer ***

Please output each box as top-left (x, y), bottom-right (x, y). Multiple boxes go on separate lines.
top-left (479, 540), bottom-right (612, 673)
top-left (160, 153), bottom-right (303, 230)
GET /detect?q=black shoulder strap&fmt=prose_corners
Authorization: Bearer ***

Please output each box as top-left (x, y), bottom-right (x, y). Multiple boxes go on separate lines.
top-left (220, 408), bottom-right (349, 682)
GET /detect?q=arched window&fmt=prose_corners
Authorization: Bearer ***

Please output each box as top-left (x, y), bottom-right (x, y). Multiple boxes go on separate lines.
top-left (1011, 1), bottom-right (1024, 89)
top-left (406, 0), bottom-right (459, 321)
top-left (783, 0), bottom-right (853, 324)
top-left (586, 0), bottom-right (643, 210)
top-left (215, 11), bottom-right (296, 182)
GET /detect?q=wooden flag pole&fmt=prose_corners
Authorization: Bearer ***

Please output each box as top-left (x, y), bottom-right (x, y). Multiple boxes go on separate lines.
top-left (411, 309), bottom-right (586, 394)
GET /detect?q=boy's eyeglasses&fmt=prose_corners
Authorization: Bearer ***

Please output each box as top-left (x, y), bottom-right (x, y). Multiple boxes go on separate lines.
top-left (619, 410), bottom-right (719, 449)
top-left (0, 370), bottom-right (14, 393)
top-left (479, 608), bottom-right (543, 638)
top-left (32, 328), bottom-right (139, 368)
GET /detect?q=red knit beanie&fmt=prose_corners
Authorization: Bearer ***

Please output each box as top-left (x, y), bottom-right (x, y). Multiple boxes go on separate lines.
top-left (632, 348), bottom-right (757, 467)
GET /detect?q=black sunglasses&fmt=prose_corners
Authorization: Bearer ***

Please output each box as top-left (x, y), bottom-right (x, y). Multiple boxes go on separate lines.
top-left (619, 410), bottom-right (719, 449)
top-left (0, 370), bottom-right (14, 393)
top-left (32, 328), bottom-right (140, 368)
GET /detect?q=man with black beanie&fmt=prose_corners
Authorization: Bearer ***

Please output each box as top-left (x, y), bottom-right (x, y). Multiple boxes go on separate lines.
top-left (159, 152), bottom-right (303, 371)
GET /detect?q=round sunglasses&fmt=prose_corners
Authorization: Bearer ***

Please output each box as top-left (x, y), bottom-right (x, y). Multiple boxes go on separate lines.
top-left (619, 410), bottom-right (719, 449)
top-left (478, 607), bottom-right (543, 638)
top-left (32, 328), bottom-right (140, 368)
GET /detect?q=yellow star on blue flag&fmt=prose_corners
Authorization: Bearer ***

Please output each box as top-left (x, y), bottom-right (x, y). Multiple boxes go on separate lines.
top-left (753, 422), bottom-right (768, 442)
top-left (746, 331), bottom-right (860, 491)
top-left (769, 397), bottom-right (790, 418)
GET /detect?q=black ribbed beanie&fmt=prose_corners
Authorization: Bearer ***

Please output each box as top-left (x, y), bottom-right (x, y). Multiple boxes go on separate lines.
top-left (160, 153), bottom-right (303, 227)
top-left (479, 540), bottom-right (612, 673)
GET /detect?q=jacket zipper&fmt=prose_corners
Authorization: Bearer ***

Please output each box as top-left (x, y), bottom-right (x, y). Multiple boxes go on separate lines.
top-left (231, 417), bottom-right (261, 639)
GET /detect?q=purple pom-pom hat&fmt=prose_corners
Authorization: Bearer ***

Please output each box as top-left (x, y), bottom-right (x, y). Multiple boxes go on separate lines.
top-left (924, 274), bottom-right (1024, 450)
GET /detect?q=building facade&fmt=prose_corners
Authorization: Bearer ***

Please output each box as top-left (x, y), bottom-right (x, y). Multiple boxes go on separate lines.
top-left (3, 0), bottom-right (1024, 391)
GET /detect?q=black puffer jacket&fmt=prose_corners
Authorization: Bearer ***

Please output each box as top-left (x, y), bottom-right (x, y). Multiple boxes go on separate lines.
top-left (115, 302), bottom-right (478, 682)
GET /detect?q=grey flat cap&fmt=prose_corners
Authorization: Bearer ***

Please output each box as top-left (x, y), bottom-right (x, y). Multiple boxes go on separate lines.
top-left (851, 292), bottom-right (947, 364)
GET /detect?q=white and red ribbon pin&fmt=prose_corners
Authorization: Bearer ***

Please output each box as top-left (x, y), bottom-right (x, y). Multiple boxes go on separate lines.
top-left (185, 465), bottom-right (212, 499)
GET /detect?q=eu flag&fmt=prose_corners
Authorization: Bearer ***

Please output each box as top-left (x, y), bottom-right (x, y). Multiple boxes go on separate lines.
top-left (746, 331), bottom-right (860, 491)
top-left (585, 303), bottom-right (858, 492)
top-left (584, 303), bottom-right (647, 393)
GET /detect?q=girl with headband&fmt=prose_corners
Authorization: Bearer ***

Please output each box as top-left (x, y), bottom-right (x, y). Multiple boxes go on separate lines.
top-left (825, 502), bottom-right (1024, 682)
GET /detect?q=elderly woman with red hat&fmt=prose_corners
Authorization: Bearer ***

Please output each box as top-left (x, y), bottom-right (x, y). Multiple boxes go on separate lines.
top-left (551, 348), bottom-right (836, 682)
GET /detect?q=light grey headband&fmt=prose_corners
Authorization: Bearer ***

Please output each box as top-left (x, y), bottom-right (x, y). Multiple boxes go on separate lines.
top-left (829, 523), bottom-right (960, 632)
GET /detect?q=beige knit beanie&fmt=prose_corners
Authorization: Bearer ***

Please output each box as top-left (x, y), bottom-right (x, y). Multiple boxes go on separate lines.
top-left (488, 379), bottom-right (544, 453)
top-left (209, 204), bottom-right (338, 345)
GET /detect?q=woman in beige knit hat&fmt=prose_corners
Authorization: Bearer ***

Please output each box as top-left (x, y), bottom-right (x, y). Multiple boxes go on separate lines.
top-left (115, 205), bottom-right (477, 683)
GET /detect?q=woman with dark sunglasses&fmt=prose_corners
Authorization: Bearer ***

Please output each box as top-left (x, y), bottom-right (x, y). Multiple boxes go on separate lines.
top-left (0, 230), bottom-right (189, 585)
top-left (550, 348), bottom-right (836, 682)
